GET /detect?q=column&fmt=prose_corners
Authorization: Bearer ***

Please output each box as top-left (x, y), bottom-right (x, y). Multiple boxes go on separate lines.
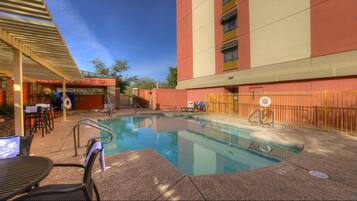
top-left (13, 48), bottom-right (24, 135)
top-left (62, 79), bottom-right (67, 121)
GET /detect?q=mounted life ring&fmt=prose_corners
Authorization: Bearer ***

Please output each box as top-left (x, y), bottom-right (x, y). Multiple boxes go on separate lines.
top-left (259, 96), bottom-right (272, 108)
top-left (63, 96), bottom-right (72, 109)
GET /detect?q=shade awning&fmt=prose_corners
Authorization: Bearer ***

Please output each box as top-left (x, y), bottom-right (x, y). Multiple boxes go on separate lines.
top-left (0, 0), bottom-right (52, 20)
top-left (221, 9), bottom-right (237, 23)
top-left (221, 40), bottom-right (238, 51)
top-left (0, 0), bottom-right (82, 81)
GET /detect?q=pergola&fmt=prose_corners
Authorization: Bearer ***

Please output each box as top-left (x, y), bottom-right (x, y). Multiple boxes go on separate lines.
top-left (0, 0), bottom-right (82, 135)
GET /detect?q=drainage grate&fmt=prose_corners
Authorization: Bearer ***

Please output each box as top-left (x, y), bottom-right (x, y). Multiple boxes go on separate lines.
top-left (309, 170), bottom-right (329, 179)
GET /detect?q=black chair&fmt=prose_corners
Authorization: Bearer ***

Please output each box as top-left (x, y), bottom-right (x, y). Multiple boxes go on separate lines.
top-left (0, 135), bottom-right (33, 160)
top-left (16, 138), bottom-right (103, 201)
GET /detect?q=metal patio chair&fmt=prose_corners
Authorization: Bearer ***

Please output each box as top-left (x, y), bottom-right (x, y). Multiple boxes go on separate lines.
top-left (0, 135), bottom-right (33, 160)
top-left (16, 138), bottom-right (105, 201)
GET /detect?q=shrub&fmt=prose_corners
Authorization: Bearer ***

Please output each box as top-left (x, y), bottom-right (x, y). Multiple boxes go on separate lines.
top-left (0, 104), bottom-right (14, 115)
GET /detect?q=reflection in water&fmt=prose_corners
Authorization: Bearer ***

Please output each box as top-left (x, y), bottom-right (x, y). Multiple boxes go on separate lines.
top-left (102, 114), bottom-right (303, 176)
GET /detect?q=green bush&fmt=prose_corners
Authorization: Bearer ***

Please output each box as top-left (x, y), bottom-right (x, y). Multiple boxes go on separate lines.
top-left (0, 104), bottom-right (14, 115)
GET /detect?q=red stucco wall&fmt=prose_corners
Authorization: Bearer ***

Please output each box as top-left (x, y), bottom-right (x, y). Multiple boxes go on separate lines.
top-left (22, 83), bottom-right (29, 105)
top-left (237, 0), bottom-right (251, 70)
top-left (214, 0), bottom-right (223, 74)
top-left (239, 77), bottom-right (357, 93)
top-left (215, 0), bottom-right (251, 74)
top-left (0, 90), bottom-right (3, 105)
top-left (311, 0), bottom-right (357, 57)
top-left (177, 0), bottom-right (193, 81)
top-left (75, 95), bottom-right (104, 110)
top-left (152, 89), bottom-right (187, 110)
top-left (138, 89), bottom-right (151, 102)
top-left (187, 87), bottom-right (229, 102)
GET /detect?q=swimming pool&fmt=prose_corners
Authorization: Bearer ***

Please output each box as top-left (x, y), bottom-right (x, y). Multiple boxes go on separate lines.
top-left (102, 114), bottom-right (302, 176)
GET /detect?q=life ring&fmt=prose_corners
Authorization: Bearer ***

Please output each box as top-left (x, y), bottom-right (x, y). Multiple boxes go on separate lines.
top-left (259, 96), bottom-right (272, 107)
top-left (63, 96), bottom-right (72, 109)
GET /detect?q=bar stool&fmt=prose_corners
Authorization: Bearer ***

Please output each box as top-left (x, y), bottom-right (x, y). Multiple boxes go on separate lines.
top-left (24, 106), bottom-right (37, 135)
top-left (35, 104), bottom-right (53, 135)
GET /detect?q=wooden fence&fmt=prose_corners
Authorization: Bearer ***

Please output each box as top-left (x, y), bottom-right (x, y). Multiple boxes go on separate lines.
top-left (205, 91), bottom-right (357, 135)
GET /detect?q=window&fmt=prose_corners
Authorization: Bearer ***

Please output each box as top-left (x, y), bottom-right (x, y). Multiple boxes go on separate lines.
top-left (223, 19), bottom-right (236, 33)
top-left (222, 0), bottom-right (230, 5)
top-left (221, 9), bottom-right (237, 33)
top-left (222, 41), bottom-right (238, 63)
top-left (223, 47), bottom-right (238, 63)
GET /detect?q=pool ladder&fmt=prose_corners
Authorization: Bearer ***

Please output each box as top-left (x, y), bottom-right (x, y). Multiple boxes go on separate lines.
top-left (72, 118), bottom-right (113, 157)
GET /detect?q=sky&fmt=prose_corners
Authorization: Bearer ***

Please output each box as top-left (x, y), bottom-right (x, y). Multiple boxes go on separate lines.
top-left (46, 0), bottom-right (177, 81)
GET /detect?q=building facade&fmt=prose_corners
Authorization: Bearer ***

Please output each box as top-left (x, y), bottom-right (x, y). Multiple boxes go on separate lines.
top-left (0, 71), bottom-right (116, 110)
top-left (176, 0), bottom-right (357, 101)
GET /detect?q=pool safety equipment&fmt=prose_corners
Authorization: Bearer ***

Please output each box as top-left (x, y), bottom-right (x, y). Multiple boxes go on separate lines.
top-left (63, 96), bottom-right (72, 109)
top-left (309, 170), bottom-right (329, 179)
top-left (259, 96), bottom-right (272, 107)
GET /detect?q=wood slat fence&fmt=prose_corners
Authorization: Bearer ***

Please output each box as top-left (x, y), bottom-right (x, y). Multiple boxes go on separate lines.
top-left (205, 91), bottom-right (357, 135)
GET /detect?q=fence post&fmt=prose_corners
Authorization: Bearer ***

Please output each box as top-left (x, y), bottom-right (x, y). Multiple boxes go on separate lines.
top-left (355, 91), bottom-right (357, 135)
top-left (324, 91), bottom-right (328, 130)
top-left (314, 106), bottom-right (318, 127)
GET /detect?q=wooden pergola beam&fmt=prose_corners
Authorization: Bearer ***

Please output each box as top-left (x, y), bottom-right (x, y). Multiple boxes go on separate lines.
top-left (0, 0), bottom-right (52, 20)
top-left (0, 27), bottom-right (69, 80)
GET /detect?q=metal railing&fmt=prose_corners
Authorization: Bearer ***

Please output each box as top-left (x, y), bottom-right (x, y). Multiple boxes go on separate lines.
top-left (72, 118), bottom-right (113, 157)
top-left (205, 91), bottom-right (357, 135)
top-left (248, 109), bottom-right (274, 128)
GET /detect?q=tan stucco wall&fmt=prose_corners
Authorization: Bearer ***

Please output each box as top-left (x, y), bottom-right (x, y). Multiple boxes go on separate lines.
top-left (176, 49), bottom-right (357, 89)
top-left (249, 0), bottom-right (311, 68)
top-left (192, 0), bottom-right (216, 78)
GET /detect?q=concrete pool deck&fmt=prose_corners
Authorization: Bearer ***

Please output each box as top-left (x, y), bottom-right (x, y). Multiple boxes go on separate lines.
top-left (29, 110), bottom-right (357, 200)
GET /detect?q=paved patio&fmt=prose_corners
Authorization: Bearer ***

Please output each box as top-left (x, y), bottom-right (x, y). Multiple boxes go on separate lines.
top-left (29, 110), bottom-right (357, 200)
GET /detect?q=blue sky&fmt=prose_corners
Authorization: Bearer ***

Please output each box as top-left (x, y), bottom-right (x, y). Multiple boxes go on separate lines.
top-left (46, 0), bottom-right (177, 81)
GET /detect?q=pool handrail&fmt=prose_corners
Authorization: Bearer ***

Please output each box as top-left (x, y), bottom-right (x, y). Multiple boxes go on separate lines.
top-left (72, 119), bottom-right (113, 157)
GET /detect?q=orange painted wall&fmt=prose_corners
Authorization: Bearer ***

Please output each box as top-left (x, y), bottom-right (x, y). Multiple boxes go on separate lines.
top-left (0, 90), bottom-right (3, 105)
top-left (75, 95), bottom-right (104, 110)
top-left (239, 77), bottom-right (357, 93)
top-left (177, 0), bottom-right (193, 81)
top-left (215, 0), bottom-right (251, 74)
top-left (151, 89), bottom-right (187, 110)
top-left (187, 87), bottom-right (229, 102)
top-left (311, 0), bottom-right (357, 57)
top-left (138, 89), bottom-right (151, 102)
top-left (22, 83), bottom-right (29, 105)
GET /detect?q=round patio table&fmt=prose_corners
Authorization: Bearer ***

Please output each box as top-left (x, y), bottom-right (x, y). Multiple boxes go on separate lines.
top-left (0, 156), bottom-right (53, 200)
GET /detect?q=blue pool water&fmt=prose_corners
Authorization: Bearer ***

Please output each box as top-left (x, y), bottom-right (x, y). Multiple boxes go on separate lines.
top-left (101, 114), bottom-right (302, 176)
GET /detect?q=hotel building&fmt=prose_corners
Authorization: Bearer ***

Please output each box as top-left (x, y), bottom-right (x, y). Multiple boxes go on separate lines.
top-left (176, 0), bottom-right (357, 101)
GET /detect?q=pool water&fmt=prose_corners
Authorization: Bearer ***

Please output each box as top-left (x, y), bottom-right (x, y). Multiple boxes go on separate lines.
top-left (102, 114), bottom-right (302, 176)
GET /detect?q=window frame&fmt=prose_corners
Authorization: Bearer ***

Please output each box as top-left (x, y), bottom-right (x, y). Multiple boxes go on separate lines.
top-left (221, 9), bottom-right (238, 33)
top-left (222, 18), bottom-right (237, 33)
top-left (221, 41), bottom-right (239, 63)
